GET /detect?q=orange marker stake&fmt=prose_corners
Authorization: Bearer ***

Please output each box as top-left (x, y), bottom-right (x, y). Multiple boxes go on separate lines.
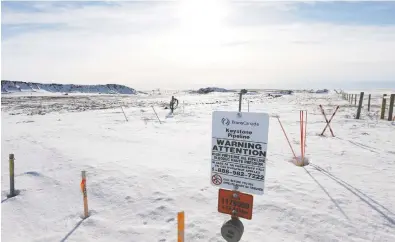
top-left (304, 111), bottom-right (307, 156)
top-left (178, 211), bottom-right (184, 242)
top-left (300, 111), bottom-right (304, 164)
top-left (277, 117), bottom-right (297, 161)
top-left (81, 171), bottom-right (89, 218)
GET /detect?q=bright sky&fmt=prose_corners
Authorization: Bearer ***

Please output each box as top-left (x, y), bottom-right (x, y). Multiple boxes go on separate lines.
top-left (2, 1), bottom-right (395, 89)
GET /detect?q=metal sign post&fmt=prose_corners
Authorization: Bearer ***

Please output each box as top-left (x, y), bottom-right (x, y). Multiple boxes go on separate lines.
top-left (212, 106), bottom-right (269, 242)
top-left (238, 89), bottom-right (247, 112)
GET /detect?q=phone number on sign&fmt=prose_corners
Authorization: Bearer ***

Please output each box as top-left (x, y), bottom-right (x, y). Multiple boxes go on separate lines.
top-left (212, 168), bottom-right (264, 180)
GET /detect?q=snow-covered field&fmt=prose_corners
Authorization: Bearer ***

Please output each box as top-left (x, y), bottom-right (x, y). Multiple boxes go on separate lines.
top-left (1, 91), bottom-right (395, 242)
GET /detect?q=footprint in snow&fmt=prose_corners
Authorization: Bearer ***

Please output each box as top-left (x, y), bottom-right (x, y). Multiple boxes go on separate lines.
top-left (24, 171), bottom-right (41, 176)
top-left (166, 218), bottom-right (175, 223)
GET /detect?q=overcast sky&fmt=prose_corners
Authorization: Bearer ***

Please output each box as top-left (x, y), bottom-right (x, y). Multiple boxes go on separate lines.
top-left (2, 1), bottom-right (395, 89)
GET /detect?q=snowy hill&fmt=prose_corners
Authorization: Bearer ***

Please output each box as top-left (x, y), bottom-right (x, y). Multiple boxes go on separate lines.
top-left (1, 80), bottom-right (137, 95)
top-left (191, 87), bottom-right (234, 94)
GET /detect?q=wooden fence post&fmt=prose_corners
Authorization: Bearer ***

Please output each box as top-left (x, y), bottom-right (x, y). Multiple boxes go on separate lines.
top-left (354, 94), bottom-right (357, 106)
top-left (388, 94), bottom-right (395, 121)
top-left (7, 154), bottom-right (16, 198)
top-left (380, 94), bottom-right (387, 119)
top-left (356, 92), bottom-right (364, 119)
top-left (368, 94), bottom-right (371, 111)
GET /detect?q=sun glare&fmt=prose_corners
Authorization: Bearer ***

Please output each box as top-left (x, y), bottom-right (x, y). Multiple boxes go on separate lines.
top-left (164, 0), bottom-right (231, 65)
top-left (175, 0), bottom-right (229, 45)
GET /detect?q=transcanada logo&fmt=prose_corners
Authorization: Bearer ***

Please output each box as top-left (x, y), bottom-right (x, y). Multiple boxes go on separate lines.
top-left (221, 118), bottom-right (230, 126)
top-left (231, 120), bottom-right (259, 126)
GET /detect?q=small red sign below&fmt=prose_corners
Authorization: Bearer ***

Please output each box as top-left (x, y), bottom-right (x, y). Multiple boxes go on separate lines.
top-left (218, 189), bottom-right (253, 220)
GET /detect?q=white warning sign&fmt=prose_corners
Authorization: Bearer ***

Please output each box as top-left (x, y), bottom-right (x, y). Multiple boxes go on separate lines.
top-left (211, 111), bottom-right (269, 195)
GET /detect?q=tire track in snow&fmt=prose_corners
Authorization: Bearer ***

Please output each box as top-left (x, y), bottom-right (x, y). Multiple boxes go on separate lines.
top-left (310, 163), bottom-right (395, 227)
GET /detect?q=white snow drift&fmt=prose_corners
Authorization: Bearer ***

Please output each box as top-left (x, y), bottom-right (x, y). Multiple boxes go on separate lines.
top-left (1, 91), bottom-right (395, 242)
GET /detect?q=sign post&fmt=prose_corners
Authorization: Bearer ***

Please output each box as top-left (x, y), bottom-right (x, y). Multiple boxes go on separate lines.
top-left (238, 89), bottom-right (248, 112)
top-left (212, 110), bottom-right (269, 242)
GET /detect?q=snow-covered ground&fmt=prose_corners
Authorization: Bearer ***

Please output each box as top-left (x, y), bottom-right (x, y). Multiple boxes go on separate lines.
top-left (1, 91), bottom-right (395, 242)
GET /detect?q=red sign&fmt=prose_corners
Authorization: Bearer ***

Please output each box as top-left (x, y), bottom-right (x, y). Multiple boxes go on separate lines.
top-left (218, 189), bottom-right (253, 220)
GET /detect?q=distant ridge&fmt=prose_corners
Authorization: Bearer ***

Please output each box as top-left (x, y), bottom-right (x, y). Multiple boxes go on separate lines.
top-left (1, 80), bottom-right (137, 94)
top-left (191, 87), bottom-right (235, 94)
